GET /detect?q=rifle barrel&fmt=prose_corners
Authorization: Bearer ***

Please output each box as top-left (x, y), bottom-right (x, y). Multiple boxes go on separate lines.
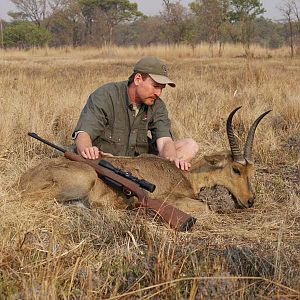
top-left (28, 132), bottom-right (66, 153)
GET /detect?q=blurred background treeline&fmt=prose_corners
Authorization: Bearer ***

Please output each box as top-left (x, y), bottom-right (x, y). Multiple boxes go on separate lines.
top-left (1, 0), bottom-right (300, 57)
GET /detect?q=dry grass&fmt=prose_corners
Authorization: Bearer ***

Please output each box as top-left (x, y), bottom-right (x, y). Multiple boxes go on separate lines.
top-left (0, 44), bottom-right (299, 299)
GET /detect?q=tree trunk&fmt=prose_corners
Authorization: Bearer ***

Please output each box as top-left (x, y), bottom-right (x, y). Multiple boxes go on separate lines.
top-left (218, 41), bottom-right (224, 57)
top-left (288, 18), bottom-right (294, 58)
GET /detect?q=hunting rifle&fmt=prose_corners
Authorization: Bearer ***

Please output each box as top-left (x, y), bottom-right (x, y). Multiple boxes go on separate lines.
top-left (28, 132), bottom-right (197, 231)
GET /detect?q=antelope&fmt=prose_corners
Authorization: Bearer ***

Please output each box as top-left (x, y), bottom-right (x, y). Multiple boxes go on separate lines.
top-left (19, 107), bottom-right (271, 214)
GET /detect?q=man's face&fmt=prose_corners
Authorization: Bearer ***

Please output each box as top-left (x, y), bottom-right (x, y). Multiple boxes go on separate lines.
top-left (135, 74), bottom-right (166, 106)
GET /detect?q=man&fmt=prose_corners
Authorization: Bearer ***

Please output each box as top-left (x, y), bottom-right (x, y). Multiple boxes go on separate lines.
top-left (72, 56), bottom-right (199, 171)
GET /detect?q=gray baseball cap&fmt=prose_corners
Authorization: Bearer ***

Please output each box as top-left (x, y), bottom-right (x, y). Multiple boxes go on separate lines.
top-left (134, 56), bottom-right (176, 88)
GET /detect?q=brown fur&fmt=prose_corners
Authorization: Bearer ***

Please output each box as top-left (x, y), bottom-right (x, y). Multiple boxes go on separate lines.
top-left (19, 151), bottom-right (256, 214)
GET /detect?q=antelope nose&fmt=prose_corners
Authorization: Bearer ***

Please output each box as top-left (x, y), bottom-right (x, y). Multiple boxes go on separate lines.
top-left (248, 197), bottom-right (255, 208)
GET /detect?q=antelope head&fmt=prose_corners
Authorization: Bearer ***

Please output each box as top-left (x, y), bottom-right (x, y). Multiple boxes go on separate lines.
top-left (190, 107), bottom-right (271, 209)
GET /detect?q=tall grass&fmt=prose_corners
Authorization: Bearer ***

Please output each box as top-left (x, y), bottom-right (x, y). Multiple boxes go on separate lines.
top-left (0, 44), bottom-right (299, 299)
top-left (0, 42), bottom-right (294, 61)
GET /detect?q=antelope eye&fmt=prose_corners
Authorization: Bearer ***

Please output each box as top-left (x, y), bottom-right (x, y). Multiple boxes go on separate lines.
top-left (232, 167), bottom-right (241, 175)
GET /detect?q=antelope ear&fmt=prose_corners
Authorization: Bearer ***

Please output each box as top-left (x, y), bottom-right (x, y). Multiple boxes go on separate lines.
top-left (204, 154), bottom-right (228, 168)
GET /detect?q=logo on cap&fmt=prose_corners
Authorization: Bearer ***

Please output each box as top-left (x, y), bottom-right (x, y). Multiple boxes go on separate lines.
top-left (161, 65), bottom-right (167, 76)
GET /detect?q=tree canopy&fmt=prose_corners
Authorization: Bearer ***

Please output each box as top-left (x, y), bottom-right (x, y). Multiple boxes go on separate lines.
top-left (3, 20), bottom-right (52, 48)
top-left (2, 0), bottom-right (300, 55)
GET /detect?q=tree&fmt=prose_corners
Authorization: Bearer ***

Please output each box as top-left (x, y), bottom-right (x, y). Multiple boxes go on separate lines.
top-left (0, 19), bottom-right (6, 48)
top-left (253, 17), bottom-right (285, 48)
top-left (48, 0), bottom-right (85, 46)
top-left (9, 0), bottom-right (64, 28)
top-left (228, 0), bottom-right (265, 53)
top-left (79, 0), bottom-right (143, 45)
top-left (160, 0), bottom-right (192, 44)
top-left (292, 0), bottom-right (300, 54)
top-left (189, 0), bottom-right (229, 56)
top-left (279, 0), bottom-right (300, 57)
top-left (115, 16), bottom-right (165, 46)
top-left (3, 21), bottom-right (52, 48)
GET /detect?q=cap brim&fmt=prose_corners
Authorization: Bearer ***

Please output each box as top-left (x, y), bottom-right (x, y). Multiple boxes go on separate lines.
top-left (149, 74), bottom-right (176, 88)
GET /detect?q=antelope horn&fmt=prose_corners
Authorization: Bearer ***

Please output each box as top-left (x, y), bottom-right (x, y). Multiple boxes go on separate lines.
top-left (244, 110), bottom-right (272, 164)
top-left (226, 106), bottom-right (246, 165)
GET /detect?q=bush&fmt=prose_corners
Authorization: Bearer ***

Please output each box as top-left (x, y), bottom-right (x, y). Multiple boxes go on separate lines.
top-left (4, 21), bottom-right (52, 48)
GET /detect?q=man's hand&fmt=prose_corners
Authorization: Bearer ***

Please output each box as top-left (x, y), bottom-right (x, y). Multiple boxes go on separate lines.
top-left (171, 157), bottom-right (191, 171)
top-left (75, 131), bottom-right (113, 160)
top-left (80, 146), bottom-right (99, 159)
top-left (157, 137), bottom-right (191, 171)
top-left (80, 147), bottom-right (113, 160)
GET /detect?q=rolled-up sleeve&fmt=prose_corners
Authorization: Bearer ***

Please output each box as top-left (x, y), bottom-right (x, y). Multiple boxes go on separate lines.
top-left (149, 99), bottom-right (172, 140)
top-left (72, 89), bottom-right (110, 141)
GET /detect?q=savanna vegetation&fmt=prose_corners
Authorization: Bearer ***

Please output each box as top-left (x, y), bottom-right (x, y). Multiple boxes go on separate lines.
top-left (0, 44), bottom-right (299, 299)
top-left (1, 0), bottom-right (300, 58)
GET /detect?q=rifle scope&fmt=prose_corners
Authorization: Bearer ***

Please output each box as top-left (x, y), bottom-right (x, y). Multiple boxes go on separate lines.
top-left (99, 160), bottom-right (156, 193)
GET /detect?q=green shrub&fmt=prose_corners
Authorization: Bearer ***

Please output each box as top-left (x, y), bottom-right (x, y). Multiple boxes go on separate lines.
top-left (4, 21), bottom-right (52, 48)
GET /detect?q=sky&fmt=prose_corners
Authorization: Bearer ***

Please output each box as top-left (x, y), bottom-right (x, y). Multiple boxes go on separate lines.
top-left (0, 0), bottom-right (285, 21)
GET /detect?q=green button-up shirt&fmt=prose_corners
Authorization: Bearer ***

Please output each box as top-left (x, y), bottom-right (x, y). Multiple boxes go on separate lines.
top-left (72, 81), bottom-right (172, 156)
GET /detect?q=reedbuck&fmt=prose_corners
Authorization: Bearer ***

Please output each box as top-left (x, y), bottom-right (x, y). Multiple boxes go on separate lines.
top-left (20, 107), bottom-right (270, 214)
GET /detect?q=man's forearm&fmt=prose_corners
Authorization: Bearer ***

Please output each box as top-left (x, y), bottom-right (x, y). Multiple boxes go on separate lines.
top-left (157, 137), bottom-right (178, 160)
top-left (75, 132), bottom-right (93, 153)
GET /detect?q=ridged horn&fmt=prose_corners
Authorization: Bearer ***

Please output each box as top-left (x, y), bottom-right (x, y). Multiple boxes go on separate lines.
top-left (226, 106), bottom-right (246, 165)
top-left (244, 110), bottom-right (272, 164)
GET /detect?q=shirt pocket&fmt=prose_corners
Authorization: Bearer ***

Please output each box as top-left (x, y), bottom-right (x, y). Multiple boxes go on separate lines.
top-left (96, 128), bottom-right (126, 155)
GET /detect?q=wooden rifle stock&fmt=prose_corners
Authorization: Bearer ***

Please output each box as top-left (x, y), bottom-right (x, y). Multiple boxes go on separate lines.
top-left (27, 133), bottom-right (196, 231)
